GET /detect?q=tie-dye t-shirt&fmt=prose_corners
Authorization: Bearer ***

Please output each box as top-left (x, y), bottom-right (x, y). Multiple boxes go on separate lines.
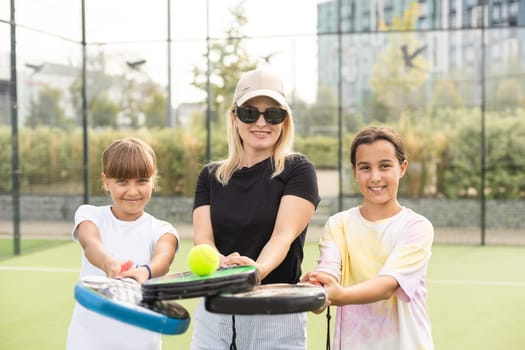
top-left (316, 206), bottom-right (434, 350)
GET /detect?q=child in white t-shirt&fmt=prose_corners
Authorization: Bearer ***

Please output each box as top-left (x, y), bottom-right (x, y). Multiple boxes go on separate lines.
top-left (66, 137), bottom-right (180, 350)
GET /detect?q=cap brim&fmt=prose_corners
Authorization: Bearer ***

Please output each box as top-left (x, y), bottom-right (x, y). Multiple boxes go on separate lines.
top-left (236, 89), bottom-right (288, 108)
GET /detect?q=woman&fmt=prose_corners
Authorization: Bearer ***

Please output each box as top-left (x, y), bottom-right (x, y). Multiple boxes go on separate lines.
top-left (191, 69), bottom-right (320, 349)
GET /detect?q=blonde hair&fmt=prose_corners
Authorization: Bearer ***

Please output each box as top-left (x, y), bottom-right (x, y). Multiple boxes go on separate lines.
top-left (214, 103), bottom-right (296, 185)
top-left (102, 137), bottom-right (158, 182)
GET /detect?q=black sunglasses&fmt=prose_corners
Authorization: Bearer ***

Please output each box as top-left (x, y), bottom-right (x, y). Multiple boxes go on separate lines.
top-left (234, 106), bottom-right (287, 125)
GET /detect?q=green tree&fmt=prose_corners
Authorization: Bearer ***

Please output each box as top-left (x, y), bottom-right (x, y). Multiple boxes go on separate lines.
top-left (25, 86), bottom-right (72, 130)
top-left (435, 109), bottom-right (525, 199)
top-left (430, 78), bottom-right (465, 109)
top-left (119, 77), bottom-right (142, 129)
top-left (493, 79), bottom-right (525, 109)
top-left (191, 0), bottom-right (258, 128)
top-left (369, 2), bottom-right (431, 119)
top-left (69, 52), bottom-right (118, 128)
top-left (487, 57), bottom-right (525, 110)
top-left (0, 127), bottom-right (11, 191)
top-left (289, 98), bottom-right (310, 136)
top-left (306, 87), bottom-right (338, 136)
top-left (143, 87), bottom-right (167, 128)
top-left (69, 52), bottom-right (166, 130)
top-left (118, 72), bottom-right (161, 129)
top-left (90, 92), bottom-right (119, 128)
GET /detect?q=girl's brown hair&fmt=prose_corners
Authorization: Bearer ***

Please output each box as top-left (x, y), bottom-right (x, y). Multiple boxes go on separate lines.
top-left (102, 137), bottom-right (157, 181)
top-left (350, 126), bottom-right (407, 166)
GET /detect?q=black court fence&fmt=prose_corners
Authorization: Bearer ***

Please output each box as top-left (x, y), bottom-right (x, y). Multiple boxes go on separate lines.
top-left (1, 0), bottom-right (525, 257)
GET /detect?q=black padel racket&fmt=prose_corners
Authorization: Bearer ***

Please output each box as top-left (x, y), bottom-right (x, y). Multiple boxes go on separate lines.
top-left (205, 283), bottom-right (327, 315)
top-left (142, 265), bottom-right (260, 301)
top-left (74, 276), bottom-right (190, 335)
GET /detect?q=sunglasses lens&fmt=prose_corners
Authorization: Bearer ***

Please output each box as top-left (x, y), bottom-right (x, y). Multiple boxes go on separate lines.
top-left (265, 108), bottom-right (287, 124)
top-left (236, 106), bottom-right (259, 123)
top-left (235, 106), bottom-right (287, 124)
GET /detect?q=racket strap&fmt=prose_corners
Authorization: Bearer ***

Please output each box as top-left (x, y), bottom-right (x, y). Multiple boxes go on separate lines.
top-left (229, 314), bottom-right (237, 350)
top-left (326, 306), bottom-right (331, 350)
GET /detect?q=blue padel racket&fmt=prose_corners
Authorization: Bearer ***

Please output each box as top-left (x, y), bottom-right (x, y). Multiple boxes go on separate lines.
top-left (205, 283), bottom-right (327, 315)
top-left (142, 265), bottom-right (260, 301)
top-left (74, 276), bottom-right (190, 335)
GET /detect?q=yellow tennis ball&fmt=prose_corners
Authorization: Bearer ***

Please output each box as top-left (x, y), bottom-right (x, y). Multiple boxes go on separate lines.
top-left (188, 244), bottom-right (219, 276)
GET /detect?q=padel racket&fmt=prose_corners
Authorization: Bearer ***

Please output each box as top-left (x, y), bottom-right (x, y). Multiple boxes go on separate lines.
top-left (205, 283), bottom-right (327, 315)
top-left (74, 276), bottom-right (190, 335)
top-left (142, 265), bottom-right (260, 301)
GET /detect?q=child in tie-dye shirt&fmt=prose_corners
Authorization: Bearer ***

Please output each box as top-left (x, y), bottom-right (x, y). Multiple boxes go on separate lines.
top-left (303, 126), bottom-right (434, 350)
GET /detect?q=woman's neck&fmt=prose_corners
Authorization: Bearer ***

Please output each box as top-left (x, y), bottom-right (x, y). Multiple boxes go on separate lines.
top-left (242, 151), bottom-right (272, 168)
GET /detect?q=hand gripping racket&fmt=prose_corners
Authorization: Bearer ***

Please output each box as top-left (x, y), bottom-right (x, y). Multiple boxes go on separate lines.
top-left (74, 276), bottom-right (190, 335)
top-left (205, 283), bottom-right (327, 315)
top-left (142, 265), bottom-right (260, 301)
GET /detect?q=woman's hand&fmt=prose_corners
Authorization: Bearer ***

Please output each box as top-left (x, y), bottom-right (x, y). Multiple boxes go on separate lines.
top-left (222, 252), bottom-right (257, 268)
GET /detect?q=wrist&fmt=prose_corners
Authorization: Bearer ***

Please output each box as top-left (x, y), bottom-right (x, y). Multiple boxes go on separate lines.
top-left (103, 257), bottom-right (120, 276)
top-left (140, 264), bottom-right (152, 279)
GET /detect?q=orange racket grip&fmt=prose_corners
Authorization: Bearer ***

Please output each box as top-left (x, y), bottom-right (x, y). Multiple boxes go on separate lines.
top-left (120, 260), bottom-right (134, 273)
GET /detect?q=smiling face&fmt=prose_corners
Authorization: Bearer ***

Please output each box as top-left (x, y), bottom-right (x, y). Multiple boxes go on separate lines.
top-left (353, 139), bottom-right (408, 220)
top-left (234, 96), bottom-right (285, 165)
top-left (102, 175), bottom-right (153, 221)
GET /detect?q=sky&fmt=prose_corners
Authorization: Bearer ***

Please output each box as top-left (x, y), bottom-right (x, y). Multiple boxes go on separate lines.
top-left (1, 0), bottom-right (323, 105)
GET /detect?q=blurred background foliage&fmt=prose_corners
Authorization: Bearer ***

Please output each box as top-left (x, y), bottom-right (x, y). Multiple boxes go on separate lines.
top-left (1, 106), bottom-right (524, 199)
top-left (2, 0), bottom-right (525, 217)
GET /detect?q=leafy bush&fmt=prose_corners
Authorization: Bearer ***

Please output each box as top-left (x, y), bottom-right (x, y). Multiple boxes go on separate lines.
top-left (1, 108), bottom-right (524, 199)
top-left (439, 109), bottom-right (525, 199)
top-left (294, 135), bottom-right (338, 169)
top-left (83, 129), bottom-right (207, 196)
top-left (0, 128), bottom-right (12, 192)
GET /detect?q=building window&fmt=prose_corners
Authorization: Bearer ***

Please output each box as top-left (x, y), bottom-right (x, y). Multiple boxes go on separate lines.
top-left (470, 5), bottom-right (486, 28)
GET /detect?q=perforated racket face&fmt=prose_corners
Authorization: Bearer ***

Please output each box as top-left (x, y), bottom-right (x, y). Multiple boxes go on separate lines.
top-left (142, 265), bottom-right (260, 301)
top-left (74, 276), bottom-right (190, 334)
top-left (81, 276), bottom-right (143, 304)
top-left (205, 283), bottom-right (327, 315)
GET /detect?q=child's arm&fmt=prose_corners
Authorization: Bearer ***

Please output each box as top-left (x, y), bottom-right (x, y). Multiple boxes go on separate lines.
top-left (148, 233), bottom-right (178, 278)
top-left (121, 233), bottom-right (178, 283)
top-left (77, 220), bottom-right (122, 277)
top-left (305, 271), bottom-right (399, 306)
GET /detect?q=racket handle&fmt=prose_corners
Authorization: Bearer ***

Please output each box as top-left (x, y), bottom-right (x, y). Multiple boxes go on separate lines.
top-left (120, 260), bottom-right (134, 273)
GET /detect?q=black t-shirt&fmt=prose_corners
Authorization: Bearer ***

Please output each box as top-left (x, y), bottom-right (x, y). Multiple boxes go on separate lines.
top-left (193, 154), bottom-right (320, 284)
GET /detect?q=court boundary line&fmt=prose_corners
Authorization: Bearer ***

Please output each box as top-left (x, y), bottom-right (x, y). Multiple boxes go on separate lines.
top-left (0, 266), bottom-right (79, 273)
top-left (428, 279), bottom-right (525, 287)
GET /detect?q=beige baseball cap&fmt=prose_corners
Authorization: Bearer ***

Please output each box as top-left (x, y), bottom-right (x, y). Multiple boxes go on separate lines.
top-left (233, 69), bottom-right (288, 107)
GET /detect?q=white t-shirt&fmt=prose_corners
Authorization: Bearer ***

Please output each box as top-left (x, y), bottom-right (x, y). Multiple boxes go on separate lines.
top-left (66, 204), bottom-right (179, 350)
top-left (317, 207), bottom-right (434, 350)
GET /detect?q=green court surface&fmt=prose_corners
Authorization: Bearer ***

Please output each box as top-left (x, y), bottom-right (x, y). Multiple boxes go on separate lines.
top-left (0, 240), bottom-right (524, 349)
top-left (0, 239), bottom-right (69, 259)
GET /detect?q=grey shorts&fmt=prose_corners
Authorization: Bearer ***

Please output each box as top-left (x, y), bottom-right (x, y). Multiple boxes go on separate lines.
top-left (190, 299), bottom-right (307, 350)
